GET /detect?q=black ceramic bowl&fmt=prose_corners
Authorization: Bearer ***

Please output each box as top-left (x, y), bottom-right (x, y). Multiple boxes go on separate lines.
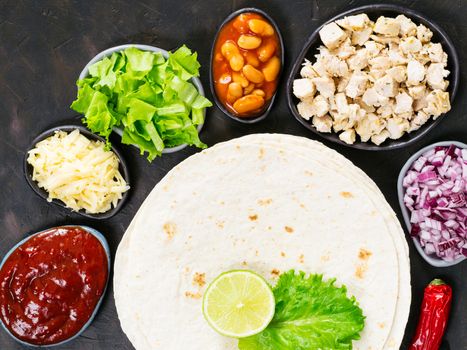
top-left (286, 4), bottom-right (460, 150)
top-left (210, 7), bottom-right (285, 124)
top-left (24, 125), bottom-right (130, 220)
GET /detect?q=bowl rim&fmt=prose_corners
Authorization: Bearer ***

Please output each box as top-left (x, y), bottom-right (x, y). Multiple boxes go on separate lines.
top-left (286, 3), bottom-right (460, 151)
top-left (78, 43), bottom-right (205, 154)
top-left (209, 7), bottom-right (285, 124)
top-left (397, 140), bottom-right (466, 267)
top-left (0, 225), bottom-right (111, 347)
top-left (23, 124), bottom-right (131, 220)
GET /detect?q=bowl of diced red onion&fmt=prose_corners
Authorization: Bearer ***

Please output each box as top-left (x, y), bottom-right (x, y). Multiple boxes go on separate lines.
top-left (398, 141), bottom-right (466, 267)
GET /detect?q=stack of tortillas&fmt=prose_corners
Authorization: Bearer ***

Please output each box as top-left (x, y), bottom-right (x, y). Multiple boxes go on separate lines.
top-left (114, 134), bottom-right (411, 350)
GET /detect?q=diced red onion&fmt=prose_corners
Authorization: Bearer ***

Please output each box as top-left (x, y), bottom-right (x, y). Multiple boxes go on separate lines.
top-left (403, 144), bottom-right (467, 261)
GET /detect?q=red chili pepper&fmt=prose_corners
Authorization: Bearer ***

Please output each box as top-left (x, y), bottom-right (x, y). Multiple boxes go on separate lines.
top-left (409, 279), bottom-right (452, 350)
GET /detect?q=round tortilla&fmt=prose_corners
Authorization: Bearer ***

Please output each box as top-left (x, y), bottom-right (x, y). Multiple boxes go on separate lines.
top-left (114, 134), bottom-right (410, 350)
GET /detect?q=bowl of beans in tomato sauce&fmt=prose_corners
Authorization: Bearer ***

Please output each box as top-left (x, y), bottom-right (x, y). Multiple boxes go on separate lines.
top-left (210, 8), bottom-right (284, 123)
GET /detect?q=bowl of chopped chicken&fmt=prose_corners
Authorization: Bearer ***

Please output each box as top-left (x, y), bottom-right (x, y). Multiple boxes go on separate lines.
top-left (287, 4), bottom-right (459, 150)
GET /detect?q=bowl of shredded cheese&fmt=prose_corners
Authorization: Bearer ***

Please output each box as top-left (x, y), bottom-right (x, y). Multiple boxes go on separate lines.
top-left (24, 125), bottom-right (130, 219)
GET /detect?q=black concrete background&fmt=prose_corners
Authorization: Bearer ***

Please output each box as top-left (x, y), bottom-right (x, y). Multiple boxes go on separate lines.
top-left (0, 0), bottom-right (465, 349)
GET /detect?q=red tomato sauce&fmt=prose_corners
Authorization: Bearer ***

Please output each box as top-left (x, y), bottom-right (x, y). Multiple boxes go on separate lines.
top-left (0, 226), bottom-right (108, 345)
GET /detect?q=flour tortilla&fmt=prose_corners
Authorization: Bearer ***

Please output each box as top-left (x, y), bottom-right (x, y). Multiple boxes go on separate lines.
top-left (228, 134), bottom-right (410, 349)
top-left (114, 134), bottom-right (410, 350)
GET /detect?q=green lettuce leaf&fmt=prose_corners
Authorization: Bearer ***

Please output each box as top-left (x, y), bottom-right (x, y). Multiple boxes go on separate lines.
top-left (71, 45), bottom-right (211, 161)
top-left (238, 271), bottom-right (365, 350)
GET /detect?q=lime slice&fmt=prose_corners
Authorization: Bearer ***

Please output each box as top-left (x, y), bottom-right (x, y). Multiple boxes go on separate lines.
top-left (202, 270), bottom-right (275, 338)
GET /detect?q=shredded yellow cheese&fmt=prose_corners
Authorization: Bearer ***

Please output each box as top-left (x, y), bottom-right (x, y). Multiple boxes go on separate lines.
top-left (27, 130), bottom-right (129, 214)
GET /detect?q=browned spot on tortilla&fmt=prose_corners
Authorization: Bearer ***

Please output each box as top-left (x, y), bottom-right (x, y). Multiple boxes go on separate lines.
top-left (304, 170), bottom-right (313, 176)
top-left (340, 191), bottom-right (353, 198)
top-left (242, 261), bottom-right (248, 266)
top-left (258, 147), bottom-right (265, 159)
top-left (298, 254), bottom-right (305, 264)
top-left (355, 263), bottom-right (368, 279)
top-left (280, 251), bottom-right (286, 257)
top-left (267, 226), bottom-right (272, 231)
top-left (358, 248), bottom-right (372, 261)
top-left (258, 198), bottom-right (273, 206)
top-left (193, 272), bottom-right (206, 287)
top-left (271, 269), bottom-right (280, 277)
top-left (185, 291), bottom-right (202, 299)
top-left (255, 250), bottom-right (259, 257)
top-left (236, 145), bottom-right (241, 150)
top-left (185, 267), bottom-right (190, 273)
top-left (378, 322), bottom-right (385, 329)
top-left (216, 221), bottom-right (225, 229)
top-left (162, 185), bottom-right (169, 191)
top-left (249, 214), bottom-right (258, 221)
top-left (321, 254), bottom-right (330, 262)
top-left (163, 222), bottom-right (177, 239)
top-left (219, 201), bottom-right (225, 205)
top-left (285, 226), bottom-right (294, 233)
top-left (299, 203), bottom-right (306, 209)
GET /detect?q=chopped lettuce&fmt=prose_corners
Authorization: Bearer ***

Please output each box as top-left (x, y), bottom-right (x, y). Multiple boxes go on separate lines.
top-left (71, 45), bottom-right (211, 161)
top-left (238, 271), bottom-right (365, 350)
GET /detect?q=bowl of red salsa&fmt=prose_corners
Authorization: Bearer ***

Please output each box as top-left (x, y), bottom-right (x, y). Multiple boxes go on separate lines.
top-left (0, 225), bottom-right (110, 347)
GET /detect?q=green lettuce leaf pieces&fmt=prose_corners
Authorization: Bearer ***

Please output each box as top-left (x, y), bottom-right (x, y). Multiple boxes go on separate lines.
top-left (238, 271), bottom-right (365, 350)
top-left (70, 45), bottom-right (211, 161)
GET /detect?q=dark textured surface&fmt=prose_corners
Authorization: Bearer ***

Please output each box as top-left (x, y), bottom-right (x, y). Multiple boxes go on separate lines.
top-left (0, 0), bottom-right (465, 349)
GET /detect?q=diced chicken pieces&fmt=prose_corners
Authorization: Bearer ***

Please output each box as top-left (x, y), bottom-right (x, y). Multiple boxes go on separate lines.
top-left (339, 129), bottom-right (356, 144)
top-left (364, 41), bottom-right (384, 57)
top-left (320, 54), bottom-right (349, 77)
top-left (387, 117), bottom-right (410, 139)
top-left (300, 60), bottom-right (318, 79)
top-left (312, 77), bottom-right (336, 98)
top-left (312, 60), bottom-right (328, 77)
top-left (297, 101), bottom-right (314, 120)
top-left (400, 36), bottom-right (422, 53)
top-left (387, 47), bottom-right (408, 65)
top-left (351, 27), bottom-right (373, 46)
top-left (408, 85), bottom-right (426, 100)
top-left (356, 113), bottom-right (386, 141)
top-left (294, 13), bottom-right (450, 145)
top-left (407, 60), bottom-right (426, 85)
top-left (370, 35), bottom-right (400, 45)
top-left (426, 63), bottom-right (450, 90)
top-left (336, 14), bottom-right (371, 31)
top-left (312, 115), bottom-right (333, 133)
top-left (409, 111), bottom-right (430, 132)
top-left (394, 92), bottom-right (413, 114)
top-left (371, 129), bottom-right (390, 145)
top-left (319, 22), bottom-right (348, 49)
top-left (426, 43), bottom-right (445, 63)
top-left (417, 24), bottom-right (433, 43)
top-left (387, 66), bottom-right (406, 83)
top-left (334, 92), bottom-right (349, 114)
top-left (423, 90), bottom-right (451, 118)
top-left (347, 49), bottom-right (369, 70)
top-left (377, 100), bottom-right (395, 118)
top-left (293, 78), bottom-right (315, 100)
top-left (395, 15), bottom-right (417, 37)
top-left (337, 76), bottom-right (350, 93)
top-left (362, 87), bottom-right (388, 107)
top-left (312, 95), bottom-right (330, 117)
top-left (345, 72), bottom-right (368, 98)
top-left (297, 94), bottom-right (330, 120)
top-left (368, 56), bottom-right (391, 70)
top-left (374, 17), bottom-right (400, 36)
top-left (333, 39), bottom-right (356, 60)
top-left (374, 74), bottom-right (398, 98)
